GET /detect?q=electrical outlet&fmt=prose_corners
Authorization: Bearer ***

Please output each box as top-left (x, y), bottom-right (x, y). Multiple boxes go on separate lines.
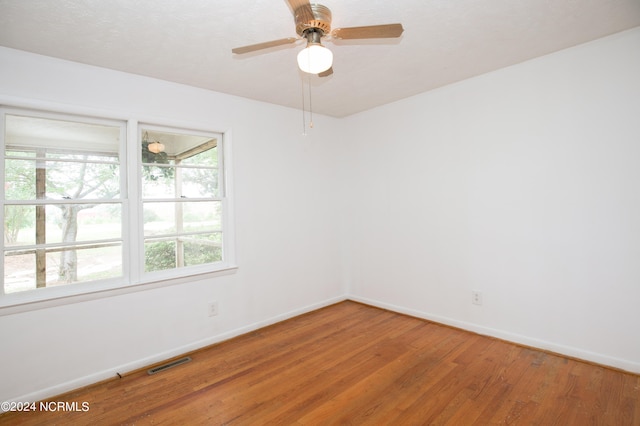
top-left (208, 301), bottom-right (219, 317)
top-left (472, 291), bottom-right (483, 306)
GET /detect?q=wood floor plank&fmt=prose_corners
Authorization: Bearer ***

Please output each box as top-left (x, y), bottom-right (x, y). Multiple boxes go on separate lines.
top-left (293, 322), bottom-right (435, 424)
top-left (1, 301), bottom-right (639, 425)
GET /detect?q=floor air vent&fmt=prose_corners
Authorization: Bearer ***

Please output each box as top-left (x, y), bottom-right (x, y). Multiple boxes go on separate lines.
top-left (147, 356), bottom-right (192, 375)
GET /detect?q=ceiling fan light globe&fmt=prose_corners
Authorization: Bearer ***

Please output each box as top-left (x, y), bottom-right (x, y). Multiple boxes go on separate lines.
top-left (297, 44), bottom-right (333, 74)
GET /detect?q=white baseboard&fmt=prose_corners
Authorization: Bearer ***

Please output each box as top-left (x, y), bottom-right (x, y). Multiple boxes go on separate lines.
top-left (5, 295), bottom-right (347, 407)
top-left (348, 294), bottom-right (640, 375)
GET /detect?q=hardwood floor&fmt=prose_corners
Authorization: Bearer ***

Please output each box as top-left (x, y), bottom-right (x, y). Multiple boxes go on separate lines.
top-left (2, 301), bottom-right (639, 425)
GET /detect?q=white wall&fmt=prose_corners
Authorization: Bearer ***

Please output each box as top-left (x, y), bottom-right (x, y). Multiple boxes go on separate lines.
top-left (0, 47), bottom-right (348, 402)
top-left (345, 28), bottom-right (640, 373)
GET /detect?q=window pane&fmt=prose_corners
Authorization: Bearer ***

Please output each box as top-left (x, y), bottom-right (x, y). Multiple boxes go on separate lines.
top-left (4, 158), bottom-right (36, 200)
top-left (45, 160), bottom-right (120, 200)
top-left (5, 115), bottom-right (120, 154)
top-left (144, 240), bottom-right (176, 272)
top-left (142, 166), bottom-right (219, 199)
top-left (183, 233), bottom-right (222, 266)
top-left (4, 157), bottom-right (120, 201)
top-left (5, 150), bottom-right (35, 158)
top-left (4, 205), bottom-right (36, 246)
top-left (141, 130), bottom-right (216, 165)
top-left (144, 233), bottom-right (222, 272)
top-left (141, 129), bottom-right (220, 200)
top-left (181, 167), bottom-right (219, 198)
top-left (143, 201), bottom-right (222, 236)
top-left (180, 143), bottom-right (218, 166)
top-left (4, 204), bottom-right (122, 246)
top-left (55, 203), bottom-right (122, 242)
top-left (142, 166), bottom-right (220, 199)
top-left (4, 244), bottom-right (122, 294)
top-left (5, 115), bottom-right (121, 201)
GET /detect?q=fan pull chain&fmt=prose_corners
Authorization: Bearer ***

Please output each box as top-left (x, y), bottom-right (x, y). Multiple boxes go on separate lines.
top-left (301, 78), bottom-right (307, 135)
top-left (301, 73), bottom-right (314, 134)
top-left (308, 73), bottom-right (314, 129)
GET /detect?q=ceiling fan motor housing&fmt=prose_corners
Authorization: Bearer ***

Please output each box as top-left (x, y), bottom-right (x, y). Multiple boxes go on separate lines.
top-left (295, 4), bottom-right (332, 36)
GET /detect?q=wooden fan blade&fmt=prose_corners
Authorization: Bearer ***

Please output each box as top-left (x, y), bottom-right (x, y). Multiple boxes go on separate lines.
top-left (232, 38), bottom-right (297, 54)
top-left (285, 0), bottom-right (314, 23)
top-left (331, 23), bottom-right (404, 40)
top-left (318, 67), bottom-right (333, 77)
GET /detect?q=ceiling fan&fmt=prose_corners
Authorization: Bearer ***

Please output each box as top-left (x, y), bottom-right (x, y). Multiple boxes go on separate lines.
top-left (231, 0), bottom-right (404, 77)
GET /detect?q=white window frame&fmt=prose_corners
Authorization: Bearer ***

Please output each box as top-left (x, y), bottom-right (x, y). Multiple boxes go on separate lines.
top-left (137, 123), bottom-right (229, 281)
top-left (0, 106), bottom-right (236, 314)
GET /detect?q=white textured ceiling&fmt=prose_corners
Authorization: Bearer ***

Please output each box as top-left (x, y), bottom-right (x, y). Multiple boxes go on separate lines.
top-left (0, 0), bottom-right (639, 117)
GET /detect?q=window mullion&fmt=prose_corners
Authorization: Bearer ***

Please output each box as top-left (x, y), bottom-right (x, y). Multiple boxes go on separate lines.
top-left (175, 159), bottom-right (184, 267)
top-left (35, 148), bottom-right (47, 288)
top-left (126, 119), bottom-right (142, 284)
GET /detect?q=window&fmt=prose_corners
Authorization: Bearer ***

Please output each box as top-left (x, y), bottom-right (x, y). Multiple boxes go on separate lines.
top-left (1, 108), bottom-right (233, 306)
top-left (2, 112), bottom-right (124, 294)
top-left (140, 126), bottom-right (224, 273)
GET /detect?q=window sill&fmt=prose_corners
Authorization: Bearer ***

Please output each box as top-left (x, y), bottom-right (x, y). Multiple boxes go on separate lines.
top-left (0, 264), bottom-right (238, 316)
